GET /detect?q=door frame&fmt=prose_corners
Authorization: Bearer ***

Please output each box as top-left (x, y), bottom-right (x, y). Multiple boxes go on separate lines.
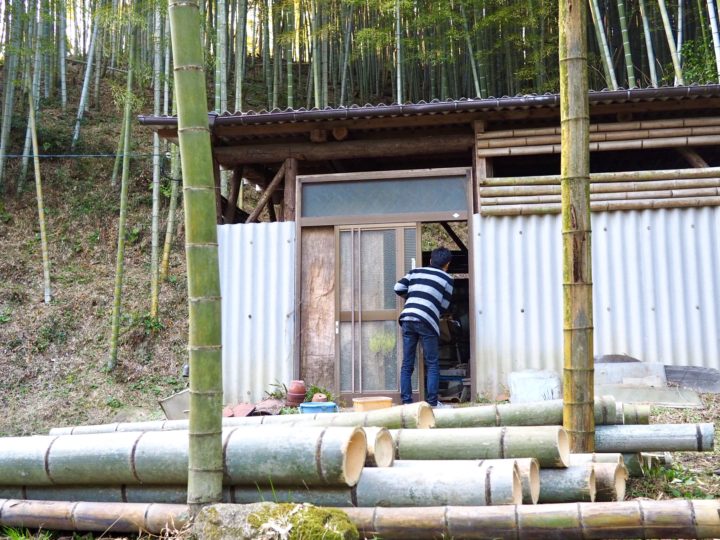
top-left (333, 223), bottom-right (420, 402)
top-left (295, 167), bottom-right (474, 401)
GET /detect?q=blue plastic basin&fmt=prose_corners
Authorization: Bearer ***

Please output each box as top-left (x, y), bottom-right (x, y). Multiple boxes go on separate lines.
top-left (299, 402), bottom-right (339, 414)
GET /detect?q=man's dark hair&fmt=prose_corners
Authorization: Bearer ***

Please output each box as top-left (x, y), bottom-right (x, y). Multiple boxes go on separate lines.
top-left (430, 247), bottom-right (452, 269)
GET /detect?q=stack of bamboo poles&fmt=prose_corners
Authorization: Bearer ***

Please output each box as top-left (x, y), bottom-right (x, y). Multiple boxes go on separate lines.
top-left (476, 166), bottom-right (720, 216)
top-left (0, 398), bottom-right (715, 537)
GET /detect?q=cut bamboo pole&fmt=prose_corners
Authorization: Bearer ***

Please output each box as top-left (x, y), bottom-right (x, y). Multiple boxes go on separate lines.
top-left (479, 178), bottom-right (720, 199)
top-left (355, 461), bottom-right (521, 507)
top-left (0, 426), bottom-right (367, 488)
top-left (568, 453), bottom-right (623, 466)
top-left (0, 499), bottom-right (189, 535)
top-left (622, 452), bottom-right (673, 477)
top-left (50, 402), bottom-right (435, 435)
top-left (475, 117), bottom-right (720, 140)
top-left (363, 427), bottom-right (394, 467)
top-left (481, 196), bottom-right (720, 216)
top-left (538, 465), bottom-right (596, 503)
top-left (483, 166), bottom-right (720, 187)
top-left (390, 426), bottom-right (569, 468)
top-left (432, 396), bottom-right (616, 428)
top-left (343, 500), bottom-right (720, 539)
top-left (595, 423), bottom-right (714, 453)
top-left (618, 402), bottom-right (650, 425)
top-left (592, 462), bottom-right (626, 502)
top-left (392, 459), bottom-right (539, 505)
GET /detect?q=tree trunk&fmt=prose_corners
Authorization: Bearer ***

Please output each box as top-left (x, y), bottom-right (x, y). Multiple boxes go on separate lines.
top-left (588, 0), bottom-right (619, 89)
top-left (657, 0), bottom-right (685, 84)
top-left (234, 0), bottom-right (248, 111)
top-left (168, 0), bottom-right (224, 514)
top-left (19, 5), bottom-right (44, 193)
top-left (639, 0), bottom-right (659, 86)
top-left (0, 0), bottom-right (24, 193)
top-left (616, 0), bottom-right (636, 87)
top-left (708, 0), bottom-right (720, 81)
top-left (560, 0), bottom-right (594, 453)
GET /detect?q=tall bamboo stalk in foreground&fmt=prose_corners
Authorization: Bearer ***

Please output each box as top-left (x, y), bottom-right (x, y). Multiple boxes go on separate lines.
top-left (28, 92), bottom-right (51, 304)
top-left (108, 30), bottom-right (136, 371)
top-left (560, 0), bottom-right (594, 452)
top-left (168, 0), bottom-right (224, 513)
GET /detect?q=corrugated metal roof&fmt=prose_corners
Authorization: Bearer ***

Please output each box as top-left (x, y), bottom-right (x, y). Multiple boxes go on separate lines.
top-left (472, 207), bottom-right (720, 398)
top-left (138, 85), bottom-right (720, 128)
top-left (218, 222), bottom-right (296, 404)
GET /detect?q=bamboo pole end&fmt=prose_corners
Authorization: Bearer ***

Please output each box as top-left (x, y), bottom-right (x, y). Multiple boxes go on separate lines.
top-left (415, 402), bottom-right (436, 429)
top-left (369, 428), bottom-right (395, 468)
top-left (344, 427), bottom-right (368, 486)
top-left (557, 428), bottom-right (570, 467)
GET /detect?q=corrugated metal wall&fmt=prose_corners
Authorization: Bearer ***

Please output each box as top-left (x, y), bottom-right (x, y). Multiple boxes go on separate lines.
top-left (218, 223), bottom-right (296, 404)
top-left (472, 207), bottom-right (720, 397)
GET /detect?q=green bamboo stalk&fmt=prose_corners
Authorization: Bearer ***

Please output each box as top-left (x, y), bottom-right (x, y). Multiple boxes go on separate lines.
top-left (159, 143), bottom-right (180, 283)
top-left (638, 0), bottom-right (659, 86)
top-left (538, 465), bottom-right (595, 502)
top-left (616, 0), bottom-right (636, 87)
top-left (588, 0), bottom-right (618, 89)
top-left (150, 3), bottom-right (163, 320)
top-left (107, 29), bottom-right (135, 371)
top-left (560, 0), bottom-right (594, 453)
top-left (168, 0), bottom-right (225, 512)
top-left (110, 112), bottom-right (126, 188)
top-left (28, 91), bottom-right (51, 304)
top-left (657, 0), bottom-right (685, 84)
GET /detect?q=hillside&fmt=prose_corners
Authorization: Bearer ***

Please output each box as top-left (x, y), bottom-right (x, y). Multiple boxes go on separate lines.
top-left (0, 66), bottom-right (190, 436)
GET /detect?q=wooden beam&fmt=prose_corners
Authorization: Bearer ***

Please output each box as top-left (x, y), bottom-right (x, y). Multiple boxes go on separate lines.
top-left (213, 158), bottom-right (222, 224)
top-left (310, 129), bottom-right (328, 143)
top-left (332, 127), bottom-right (349, 141)
top-left (284, 157), bottom-right (298, 221)
top-left (223, 166), bottom-right (243, 224)
top-left (440, 222), bottom-right (468, 252)
top-left (214, 134), bottom-right (475, 166)
top-left (246, 161), bottom-right (288, 222)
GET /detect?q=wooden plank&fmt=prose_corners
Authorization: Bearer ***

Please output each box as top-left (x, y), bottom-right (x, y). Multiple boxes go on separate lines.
top-left (677, 148), bottom-right (709, 168)
top-left (246, 161), bottom-right (287, 223)
top-left (300, 227), bottom-right (336, 392)
top-left (298, 167), bottom-right (470, 184)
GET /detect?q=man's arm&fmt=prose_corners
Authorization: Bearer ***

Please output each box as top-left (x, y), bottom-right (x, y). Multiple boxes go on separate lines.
top-left (394, 273), bottom-right (411, 298)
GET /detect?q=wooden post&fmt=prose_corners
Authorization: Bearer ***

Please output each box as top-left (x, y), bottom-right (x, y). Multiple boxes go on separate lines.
top-left (213, 157), bottom-right (223, 224)
top-left (284, 157), bottom-right (298, 221)
top-left (223, 166), bottom-right (243, 224)
top-left (677, 147), bottom-right (709, 168)
top-left (560, 0), bottom-right (594, 452)
top-left (246, 161), bottom-right (287, 223)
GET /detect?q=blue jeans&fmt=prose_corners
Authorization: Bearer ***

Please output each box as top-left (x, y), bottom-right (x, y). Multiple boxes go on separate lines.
top-left (400, 320), bottom-right (440, 406)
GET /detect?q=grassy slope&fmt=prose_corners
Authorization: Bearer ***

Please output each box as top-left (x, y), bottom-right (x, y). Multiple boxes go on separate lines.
top-left (0, 68), bottom-right (189, 436)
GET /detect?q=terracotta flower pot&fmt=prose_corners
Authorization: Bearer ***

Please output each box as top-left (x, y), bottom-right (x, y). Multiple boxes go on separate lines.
top-left (286, 392), bottom-right (307, 406)
top-left (288, 380), bottom-right (307, 395)
top-left (312, 393), bottom-right (328, 402)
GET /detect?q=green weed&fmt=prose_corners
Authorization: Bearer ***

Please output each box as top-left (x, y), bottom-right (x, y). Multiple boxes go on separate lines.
top-left (1, 527), bottom-right (54, 540)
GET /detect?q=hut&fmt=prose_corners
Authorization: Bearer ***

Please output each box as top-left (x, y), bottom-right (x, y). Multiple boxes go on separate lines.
top-left (139, 85), bottom-right (720, 403)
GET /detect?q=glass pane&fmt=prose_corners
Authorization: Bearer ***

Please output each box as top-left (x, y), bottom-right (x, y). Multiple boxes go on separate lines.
top-left (360, 230), bottom-right (396, 311)
top-left (339, 322), bottom-right (353, 392)
top-left (361, 321), bottom-right (398, 391)
top-left (339, 231), bottom-right (353, 312)
top-left (403, 227), bottom-right (417, 273)
top-left (302, 177), bottom-right (467, 217)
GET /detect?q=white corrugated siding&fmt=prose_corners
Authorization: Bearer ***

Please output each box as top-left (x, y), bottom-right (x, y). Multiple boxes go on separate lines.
top-left (472, 208), bottom-right (720, 398)
top-left (218, 222), bottom-right (296, 404)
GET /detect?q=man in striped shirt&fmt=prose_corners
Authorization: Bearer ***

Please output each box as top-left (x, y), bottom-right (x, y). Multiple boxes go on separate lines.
top-left (394, 247), bottom-right (454, 407)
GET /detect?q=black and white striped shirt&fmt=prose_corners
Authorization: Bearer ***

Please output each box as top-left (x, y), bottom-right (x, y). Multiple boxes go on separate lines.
top-left (394, 266), bottom-right (454, 335)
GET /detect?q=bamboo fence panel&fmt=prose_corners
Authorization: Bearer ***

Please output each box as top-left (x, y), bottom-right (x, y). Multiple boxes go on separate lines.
top-left (482, 166), bottom-right (720, 187)
top-left (343, 500), bottom-right (720, 539)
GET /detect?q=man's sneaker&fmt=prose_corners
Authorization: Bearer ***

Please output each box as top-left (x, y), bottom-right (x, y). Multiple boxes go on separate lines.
top-left (433, 401), bottom-right (451, 409)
